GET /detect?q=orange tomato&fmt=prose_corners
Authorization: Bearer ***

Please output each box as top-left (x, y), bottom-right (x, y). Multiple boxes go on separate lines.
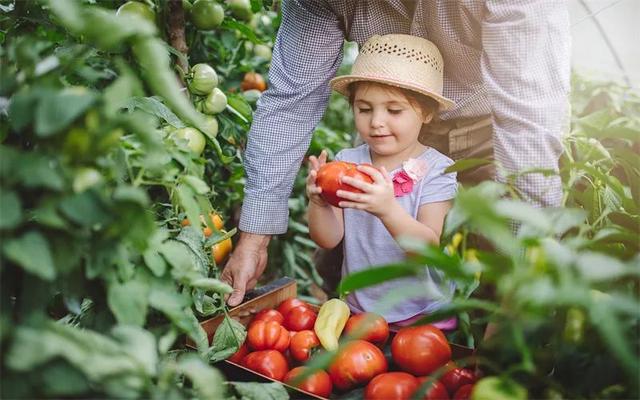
top-left (212, 237), bottom-right (232, 265)
top-left (241, 72), bottom-right (267, 92)
top-left (182, 212), bottom-right (225, 237)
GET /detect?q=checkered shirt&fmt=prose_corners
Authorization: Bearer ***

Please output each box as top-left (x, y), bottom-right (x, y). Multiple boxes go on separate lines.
top-left (239, 0), bottom-right (571, 234)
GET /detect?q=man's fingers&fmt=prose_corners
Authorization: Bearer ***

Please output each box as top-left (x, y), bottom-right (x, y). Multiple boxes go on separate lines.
top-left (227, 286), bottom-right (246, 307)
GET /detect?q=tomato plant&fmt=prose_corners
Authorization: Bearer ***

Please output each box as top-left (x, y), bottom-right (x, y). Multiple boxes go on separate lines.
top-left (391, 325), bottom-right (452, 376)
top-left (364, 372), bottom-right (418, 400)
top-left (328, 340), bottom-right (388, 391)
top-left (242, 350), bottom-right (289, 381)
top-left (316, 161), bottom-right (375, 207)
top-left (284, 366), bottom-right (333, 398)
top-left (343, 312), bottom-right (389, 346)
top-left (247, 320), bottom-right (290, 352)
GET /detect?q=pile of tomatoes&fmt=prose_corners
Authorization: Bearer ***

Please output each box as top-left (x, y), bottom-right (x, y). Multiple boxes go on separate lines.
top-left (226, 298), bottom-right (478, 399)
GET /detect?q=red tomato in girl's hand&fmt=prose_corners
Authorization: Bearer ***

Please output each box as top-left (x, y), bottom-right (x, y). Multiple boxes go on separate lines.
top-left (391, 325), bottom-right (451, 376)
top-left (277, 298), bottom-right (309, 316)
top-left (328, 340), bottom-right (388, 391)
top-left (452, 384), bottom-right (474, 400)
top-left (364, 372), bottom-right (418, 400)
top-left (316, 161), bottom-right (375, 207)
top-left (283, 306), bottom-right (317, 331)
top-left (343, 312), bottom-right (389, 346)
top-left (289, 330), bottom-right (320, 363)
top-left (284, 366), bottom-right (333, 398)
top-left (242, 350), bottom-right (289, 381)
top-left (247, 320), bottom-right (290, 351)
top-left (415, 378), bottom-right (450, 400)
top-left (227, 342), bottom-right (249, 364)
top-left (441, 368), bottom-right (477, 394)
top-left (251, 309), bottom-right (284, 325)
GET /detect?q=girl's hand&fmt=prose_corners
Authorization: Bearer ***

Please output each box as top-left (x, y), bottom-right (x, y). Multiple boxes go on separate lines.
top-left (337, 165), bottom-right (396, 218)
top-left (306, 150), bottom-right (329, 207)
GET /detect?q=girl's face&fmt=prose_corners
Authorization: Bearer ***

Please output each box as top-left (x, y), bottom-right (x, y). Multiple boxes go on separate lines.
top-left (353, 83), bottom-right (428, 162)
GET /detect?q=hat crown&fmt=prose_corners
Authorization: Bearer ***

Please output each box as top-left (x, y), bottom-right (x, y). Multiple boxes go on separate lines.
top-left (358, 34), bottom-right (444, 75)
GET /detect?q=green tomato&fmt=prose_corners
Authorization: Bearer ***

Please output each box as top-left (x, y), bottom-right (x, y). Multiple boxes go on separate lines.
top-left (191, 0), bottom-right (225, 30)
top-left (172, 127), bottom-right (207, 155)
top-left (116, 1), bottom-right (156, 24)
top-left (73, 168), bottom-right (103, 193)
top-left (188, 63), bottom-right (218, 96)
top-left (203, 88), bottom-right (227, 114)
top-left (201, 115), bottom-right (219, 138)
top-left (227, 0), bottom-right (252, 21)
top-left (471, 377), bottom-right (527, 400)
top-left (242, 89), bottom-right (261, 104)
top-left (253, 44), bottom-right (272, 60)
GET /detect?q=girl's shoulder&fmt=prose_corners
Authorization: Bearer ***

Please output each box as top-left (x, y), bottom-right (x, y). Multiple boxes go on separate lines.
top-left (422, 147), bottom-right (455, 174)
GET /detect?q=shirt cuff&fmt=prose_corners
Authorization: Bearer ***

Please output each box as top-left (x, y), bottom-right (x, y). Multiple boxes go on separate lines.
top-left (239, 195), bottom-right (290, 235)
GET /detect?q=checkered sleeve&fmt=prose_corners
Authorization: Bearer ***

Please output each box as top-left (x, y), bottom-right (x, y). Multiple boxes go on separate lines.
top-left (482, 1), bottom-right (571, 207)
top-left (239, 0), bottom-right (345, 234)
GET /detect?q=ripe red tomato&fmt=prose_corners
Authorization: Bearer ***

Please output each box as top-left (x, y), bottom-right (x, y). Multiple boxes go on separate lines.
top-left (316, 161), bottom-right (375, 207)
top-left (252, 309), bottom-right (284, 325)
top-left (452, 384), bottom-right (474, 400)
top-left (284, 366), bottom-right (333, 398)
top-left (289, 330), bottom-right (320, 363)
top-left (441, 368), bottom-right (477, 395)
top-left (242, 350), bottom-right (289, 381)
top-left (328, 340), bottom-right (388, 391)
top-left (415, 378), bottom-right (450, 400)
top-left (391, 325), bottom-right (451, 376)
top-left (364, 372), bottom-right (418, 400)
top-left (343, 312), bottom-right (389, 347)
top-left (283, 306), bottom-right (317, 331)
top-left (227, 342), bottom-right (249, 364)
top-left (247, 320), bottom-right (290, 352)
top-left (277, 298), bottom-right (309, 317)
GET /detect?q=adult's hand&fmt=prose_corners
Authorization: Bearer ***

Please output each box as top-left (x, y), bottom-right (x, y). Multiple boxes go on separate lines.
top-left (220, 232), bottom-right (271, 307)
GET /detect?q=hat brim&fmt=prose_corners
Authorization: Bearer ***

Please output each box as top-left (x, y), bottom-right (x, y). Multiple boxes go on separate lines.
top-left (330, 75), bottom-right (455, 112)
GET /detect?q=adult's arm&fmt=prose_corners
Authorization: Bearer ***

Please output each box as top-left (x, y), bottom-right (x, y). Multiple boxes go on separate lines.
top-left (239, 0), bottom-right (346, 234)
top-left (481, 0), bottom-right (571, 207)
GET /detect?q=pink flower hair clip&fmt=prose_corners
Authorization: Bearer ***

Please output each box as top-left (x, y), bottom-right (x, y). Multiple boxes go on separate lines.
top-left (392, 158), bottom-right (429, 197)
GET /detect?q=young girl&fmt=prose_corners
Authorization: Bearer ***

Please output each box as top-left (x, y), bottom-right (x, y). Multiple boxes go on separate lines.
top-left (306, 34), bottom-right (457, 330)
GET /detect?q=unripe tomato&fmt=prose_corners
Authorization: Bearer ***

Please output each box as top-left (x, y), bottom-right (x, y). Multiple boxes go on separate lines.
top-left (72, 167), bottom-right (103, 193)
top-left (441, 368), bottom-right (477, 395)
top-left (172, 127), bottom-right (206, 155)
top-left (328, 340), bottom-right (388, 391)
top-left (241, 71), bottom-right (267, 92)
top-left (247, 320), bottom-right (290, 352)
top-left (364, 372), bottom-right (418, 400)
top-left (212, 237), bottom-right (232, 265)
top-left (227, 0), bottom-right (252, 21)
top-left (284, 367), bottom-right (332, 398)
top-left (251, 309), bottom-right (284, 325)
top-left (452, 384), bottom-right (473, 400)
top-left (242, 89), bottom-right (262, 104)
top-left (289, 330), bottom-right (320, 363)
top-left (188, 63), bottom-right (218, 95)
top-left (116, 1), bottom-right (155, 24)
top-left (470, 377), bottom-right (526, 400)
top-left (242, 350), bottom-right (289, 381)
top-left (203, 87), bottom-right (227, 114)
top-left (283, 306), bottom-right (317, 332)
top-left (316, 161), bottom-right (375, 207)
top-left (253, 43), bottom-right (272, 60)
top-left (191, 0), bottom-right (224, 30)
top-left (415, 378), bottom-right (450, 400)
top-left (201, 115), bottom-right (219, 138)
top-left (391, 325), bottom-right (451, 376)
top-left (277, 298), bottom-right (309, 317)
top-left (227, 342), bottom-right (249, 364)
top-left (343, 312), bottom-right (389, 347)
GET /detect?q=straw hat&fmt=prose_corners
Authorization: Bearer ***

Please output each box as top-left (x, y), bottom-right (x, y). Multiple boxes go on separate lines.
top-left (330, 34), bottom-right (454, 111)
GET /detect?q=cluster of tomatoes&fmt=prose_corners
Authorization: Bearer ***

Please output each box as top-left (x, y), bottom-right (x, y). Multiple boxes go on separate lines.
top-left (226, 298), bottom-right (478, 399)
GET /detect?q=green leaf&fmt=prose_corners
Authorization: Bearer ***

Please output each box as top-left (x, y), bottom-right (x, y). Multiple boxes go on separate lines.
top-left (107, 279), bottom-right (150, 326)
top-left (3, 231), bottom-right (56, 280)
top-left (113, 186), bottom-right (150, 206)
top-left (209, 316), bottom-right (246, 363)
top-left (189, 278), bottom-right (233, 294)
top-left (231, 381), bottom-right (289, 400)
top-left (35, 87), bottom-right (97, 137)
top-left (176, 184), bottom-right (201, 238)
top-left (445, 158), bottom-right (493, 173)
top-left (221, 19), bottom-right (261, 44)
top-left (0, 190), bottom-right (22, 229)
top-left (111, 325), bottom-right (158, 376)
top-left (8, 88), bottom-right (42, 131)
top-left (177, 354), bottom-right (225, 400)
top-left (574, 252), bottom-right (633, 282)
top-left (59, 192), bottom-right (111, 227)
top-left (159, 240), bottom-right (195, 277)
top-left (494, 200), bottom-right (551, 233)
top-left (124, 96), bottom-right (185, 128)
top-left (338, 264), bottom-right (419, 296)
top-left (19, 153), bottom-right (65, 191)
top-left (181, 175), bottom-right (210, 195)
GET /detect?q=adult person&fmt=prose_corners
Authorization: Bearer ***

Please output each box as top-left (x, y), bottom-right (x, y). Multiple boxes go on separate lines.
top-left (220, 0), bottom-right (571, 306)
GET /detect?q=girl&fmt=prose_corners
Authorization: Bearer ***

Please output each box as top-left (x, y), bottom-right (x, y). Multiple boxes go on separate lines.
top-left (306, 34), bottom-right (457, 330)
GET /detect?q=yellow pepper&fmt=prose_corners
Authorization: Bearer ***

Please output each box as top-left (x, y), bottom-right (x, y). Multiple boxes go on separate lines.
top-left (314, 298), bottom-right (351, 351)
